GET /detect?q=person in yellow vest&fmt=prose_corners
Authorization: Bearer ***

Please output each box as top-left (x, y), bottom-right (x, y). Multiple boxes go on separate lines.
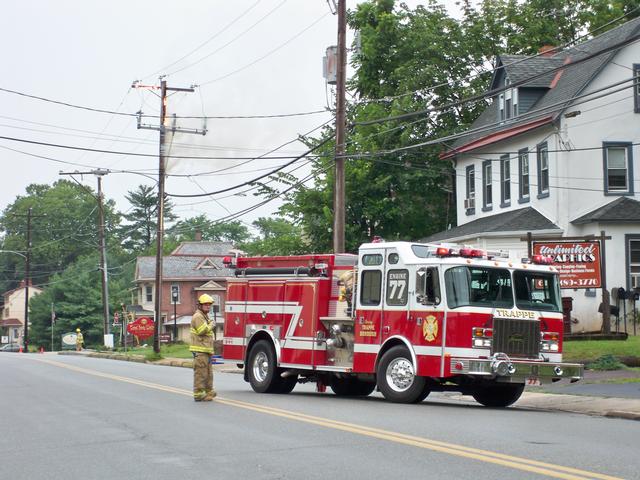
top-left (75, 328), bottom-right (84, 351)
top-left (189, 294), bottom-right (216, 402)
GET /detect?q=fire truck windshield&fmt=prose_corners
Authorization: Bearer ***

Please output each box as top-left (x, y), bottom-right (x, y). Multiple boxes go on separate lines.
top-left (445, 266), bottom-right (513, 309)
top-left (513, 271), bottom-right (562, 312)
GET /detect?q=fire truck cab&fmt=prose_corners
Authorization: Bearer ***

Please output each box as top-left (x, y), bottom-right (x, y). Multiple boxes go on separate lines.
top-left (223, 241), bottom-right (583, 407)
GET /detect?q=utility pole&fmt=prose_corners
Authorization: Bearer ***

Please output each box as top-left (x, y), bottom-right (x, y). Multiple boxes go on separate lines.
top-left (333, 0), bottom-right (347, 253)
top-left (24, 207), bottom-right (32, 352)
top-left (11, 207), bottom-right (45, 352)
top-left (59, 169), bottom-right (111, 345)
top-left (133, 79), bottom-right (206, 354)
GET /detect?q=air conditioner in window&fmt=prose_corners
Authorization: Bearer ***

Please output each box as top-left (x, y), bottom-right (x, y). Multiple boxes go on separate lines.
top-left (464, 198), bottom-right (475, 210)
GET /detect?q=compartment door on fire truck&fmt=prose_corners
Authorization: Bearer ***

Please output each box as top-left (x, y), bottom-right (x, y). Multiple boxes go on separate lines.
top-left (224, 280), bottom-right (248, 360)
top-left (355, 249), bottom-right (385, 350)
top-left (413, 265), bottom-right (444, 377)
top-left (381, 249), bottom-right (409, 343)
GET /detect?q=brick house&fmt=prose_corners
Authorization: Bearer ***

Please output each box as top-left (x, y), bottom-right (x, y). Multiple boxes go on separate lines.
top-left (134, 242), bottom-right (237, 341)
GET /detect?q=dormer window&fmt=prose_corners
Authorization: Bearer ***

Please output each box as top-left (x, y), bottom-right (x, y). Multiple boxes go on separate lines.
top-left (498, 78), bottom-right (518, 121)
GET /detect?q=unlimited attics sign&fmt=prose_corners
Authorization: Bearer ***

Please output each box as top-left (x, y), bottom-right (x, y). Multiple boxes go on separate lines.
top-left (533, 241), bottom-right (601, 289)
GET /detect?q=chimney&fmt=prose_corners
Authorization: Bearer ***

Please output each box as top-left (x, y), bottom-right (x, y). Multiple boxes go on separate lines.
top-left (194, 230), bottom-right (202, 241)
top-left (538, 45), bottom-right (557, 57)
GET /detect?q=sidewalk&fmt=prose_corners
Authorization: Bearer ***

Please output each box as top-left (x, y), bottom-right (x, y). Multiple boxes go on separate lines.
top-left (59, 351), bottom-right (640, 420)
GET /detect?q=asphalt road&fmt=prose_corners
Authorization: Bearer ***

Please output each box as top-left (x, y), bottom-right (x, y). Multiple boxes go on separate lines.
top-left (1, 353), bottom-right (638, 480)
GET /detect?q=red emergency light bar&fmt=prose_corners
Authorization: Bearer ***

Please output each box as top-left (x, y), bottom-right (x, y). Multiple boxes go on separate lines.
top-left (531, 255), bottom-right (554, 265)
top-left (459, 248), bottom-right (485, 258)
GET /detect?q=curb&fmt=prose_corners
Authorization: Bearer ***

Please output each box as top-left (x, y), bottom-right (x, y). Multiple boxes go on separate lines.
top-left (604, 410), bottom-right (640, 421)
top-left (57, 350), bottom-right (243, 373)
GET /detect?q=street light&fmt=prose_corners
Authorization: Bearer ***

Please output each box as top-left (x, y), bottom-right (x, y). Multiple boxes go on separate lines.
top-left (0, 250), bottom-right (28, 351)
top-left (171, 285), bottom-right (179, 342)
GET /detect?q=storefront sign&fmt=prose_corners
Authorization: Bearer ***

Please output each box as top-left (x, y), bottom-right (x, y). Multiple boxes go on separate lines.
top-left (127, 316), bottom-right (155, 339)
top-left (533, 241), bottom-right (601, 289)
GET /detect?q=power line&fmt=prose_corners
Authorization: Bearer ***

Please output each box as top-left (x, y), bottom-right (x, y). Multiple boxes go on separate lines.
top-left (144, 0), bottom-right (264, 78)
top-left (352, 32), bottom-right (640, 128)
top-left (0, 85), bottom-right (327, 120)
top-left (351, 5), bottom-right (640, 106)
top-left (198, 12), bottom-right (331, 86)
top-left (165, 0), bottom-right (287, 77)
top-left (165, 134), bottom-right (335, 198)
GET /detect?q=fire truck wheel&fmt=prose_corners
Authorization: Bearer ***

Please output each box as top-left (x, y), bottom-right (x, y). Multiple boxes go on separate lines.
top-left (377, 346), bottom-right (426, 403)
top-left (472, 383), bottom-right (525, 407)
top-left (247, 340), bottom-right (279, 393)
top-left (330, 377), bottom-right (376, 396)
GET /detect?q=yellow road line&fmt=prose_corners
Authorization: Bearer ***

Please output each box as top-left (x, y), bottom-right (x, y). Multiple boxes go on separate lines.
top-left (33, 357), bottom-right (623, 480)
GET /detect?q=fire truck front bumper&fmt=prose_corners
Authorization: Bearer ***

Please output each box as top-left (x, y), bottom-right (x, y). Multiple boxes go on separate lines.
top-left (450, 355), bottom-right (583, 384)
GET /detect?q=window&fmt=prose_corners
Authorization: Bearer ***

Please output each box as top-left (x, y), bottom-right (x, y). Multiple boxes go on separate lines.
top-left (145, 284), bottom-right (153, 303)
top-left (500, 154), bottom-right (511, 206)
top-left (465, 165), bottom-right (475, 213)
top-left (387, 253), bottom-right (399, 264)
top-left (627, 235), bottom-right (640, 289)
top-left (170, 284), bottom-right (180, 304)
top-left (518, 148), bottom-right (529, 201)
top-left (513, 271), bottom-right (561, 312)
top-left (537, 142), bottom-right (549, 198)
top-left (498, 94), bottom-right (505, 121)
top-left (603, 142), bottom-right (633, 195)
top-left (386, 269), bottom-right (409, 306)
top-left (445, 266), bottom-right (513, 309)
top-left (416, 267), bottom-right (440, 305)
top-left (482, 160), bottom-right (492, 210)
top-left (634, 64), bottom-right (640, 113)
top-left (360, 270), bottom-right (382, 306)
top-left (362, 254), bottom-right (383, 266)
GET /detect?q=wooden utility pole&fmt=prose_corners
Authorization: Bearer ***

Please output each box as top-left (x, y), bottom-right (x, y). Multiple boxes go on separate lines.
top-left (333, 0), bottom-right (347, 253)
top-left (59, 169), bottom-right (111, 345)
top-left (134, 79), bottom-right (206, 354)
top-left (23, 207), bottom-right (31, 351)
top-left (11, 207), bottom-right (45, 352)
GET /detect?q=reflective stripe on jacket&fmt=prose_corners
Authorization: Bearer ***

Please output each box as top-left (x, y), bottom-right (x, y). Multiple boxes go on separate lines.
top-left (189, 309), bottom-right (214, 354)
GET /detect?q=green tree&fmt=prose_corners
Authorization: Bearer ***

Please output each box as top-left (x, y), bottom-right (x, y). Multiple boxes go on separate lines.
top-left (274, 0), bottom-right (638, 252)
top-left (121, 184), bottom-right (177, 251)
top-left (0, 180), bottom-right (120, 294)
top-left (29, 252), bottom-right (135, 350)
top-left (241, 217), bottom-right (308, 256)
top-left (167, 215), bottom-right (250, 245)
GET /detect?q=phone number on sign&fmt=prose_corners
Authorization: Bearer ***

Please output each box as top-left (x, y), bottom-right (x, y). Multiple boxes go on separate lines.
top-left (560, 278), bottom-right (599, 287)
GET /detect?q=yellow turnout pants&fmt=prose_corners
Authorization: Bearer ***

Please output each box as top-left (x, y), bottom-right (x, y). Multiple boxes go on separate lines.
top-left (193, 353), bottom-right (213, 400)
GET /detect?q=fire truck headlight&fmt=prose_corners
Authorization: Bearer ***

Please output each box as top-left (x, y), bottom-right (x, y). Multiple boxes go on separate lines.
top-left (550, 344), bottom-right (559, 352)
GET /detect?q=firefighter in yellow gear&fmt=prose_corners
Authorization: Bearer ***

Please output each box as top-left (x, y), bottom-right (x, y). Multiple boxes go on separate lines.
top-left (190, 294), bottom-right (216, 402)
top-left (75, 328), bottom-right (84, 352)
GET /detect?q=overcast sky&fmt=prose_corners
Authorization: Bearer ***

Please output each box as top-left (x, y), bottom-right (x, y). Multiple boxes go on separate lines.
top-left (0, 0), bottom-right (461, 233)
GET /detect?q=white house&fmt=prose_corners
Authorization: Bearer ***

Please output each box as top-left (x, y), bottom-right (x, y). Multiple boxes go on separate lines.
top-left (428, 17), bottom-right (640, 333)
top-left (1, 281), bottom-right (43, 345)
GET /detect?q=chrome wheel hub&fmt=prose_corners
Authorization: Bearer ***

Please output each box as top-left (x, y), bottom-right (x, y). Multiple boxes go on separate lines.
top-left (386, 357), bottom-right (415, 392)
top-left (253, 351), bottom-right (269, 382)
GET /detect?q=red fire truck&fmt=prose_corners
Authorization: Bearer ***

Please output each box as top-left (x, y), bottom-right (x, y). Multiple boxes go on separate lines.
top-left (222, 241), bottom-right (583, 407)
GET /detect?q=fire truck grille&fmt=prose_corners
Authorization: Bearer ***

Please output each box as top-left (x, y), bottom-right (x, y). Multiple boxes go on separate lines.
top-left (492, 318), bottom-right (540, 358)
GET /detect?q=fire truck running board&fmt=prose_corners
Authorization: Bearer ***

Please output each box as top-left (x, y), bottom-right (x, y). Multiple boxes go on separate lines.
top-left (279, 363), bottom-right (353, 373)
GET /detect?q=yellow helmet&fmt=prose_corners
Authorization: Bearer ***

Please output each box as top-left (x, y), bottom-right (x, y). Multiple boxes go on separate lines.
top-left (76, 328), bottom-right (81, 332)
top-left (198, 294), bottom-right (214, 305)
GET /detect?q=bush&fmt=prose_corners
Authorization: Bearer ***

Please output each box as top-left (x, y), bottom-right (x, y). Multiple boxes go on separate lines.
top-left (587, 354), bottom-right (625, 371)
